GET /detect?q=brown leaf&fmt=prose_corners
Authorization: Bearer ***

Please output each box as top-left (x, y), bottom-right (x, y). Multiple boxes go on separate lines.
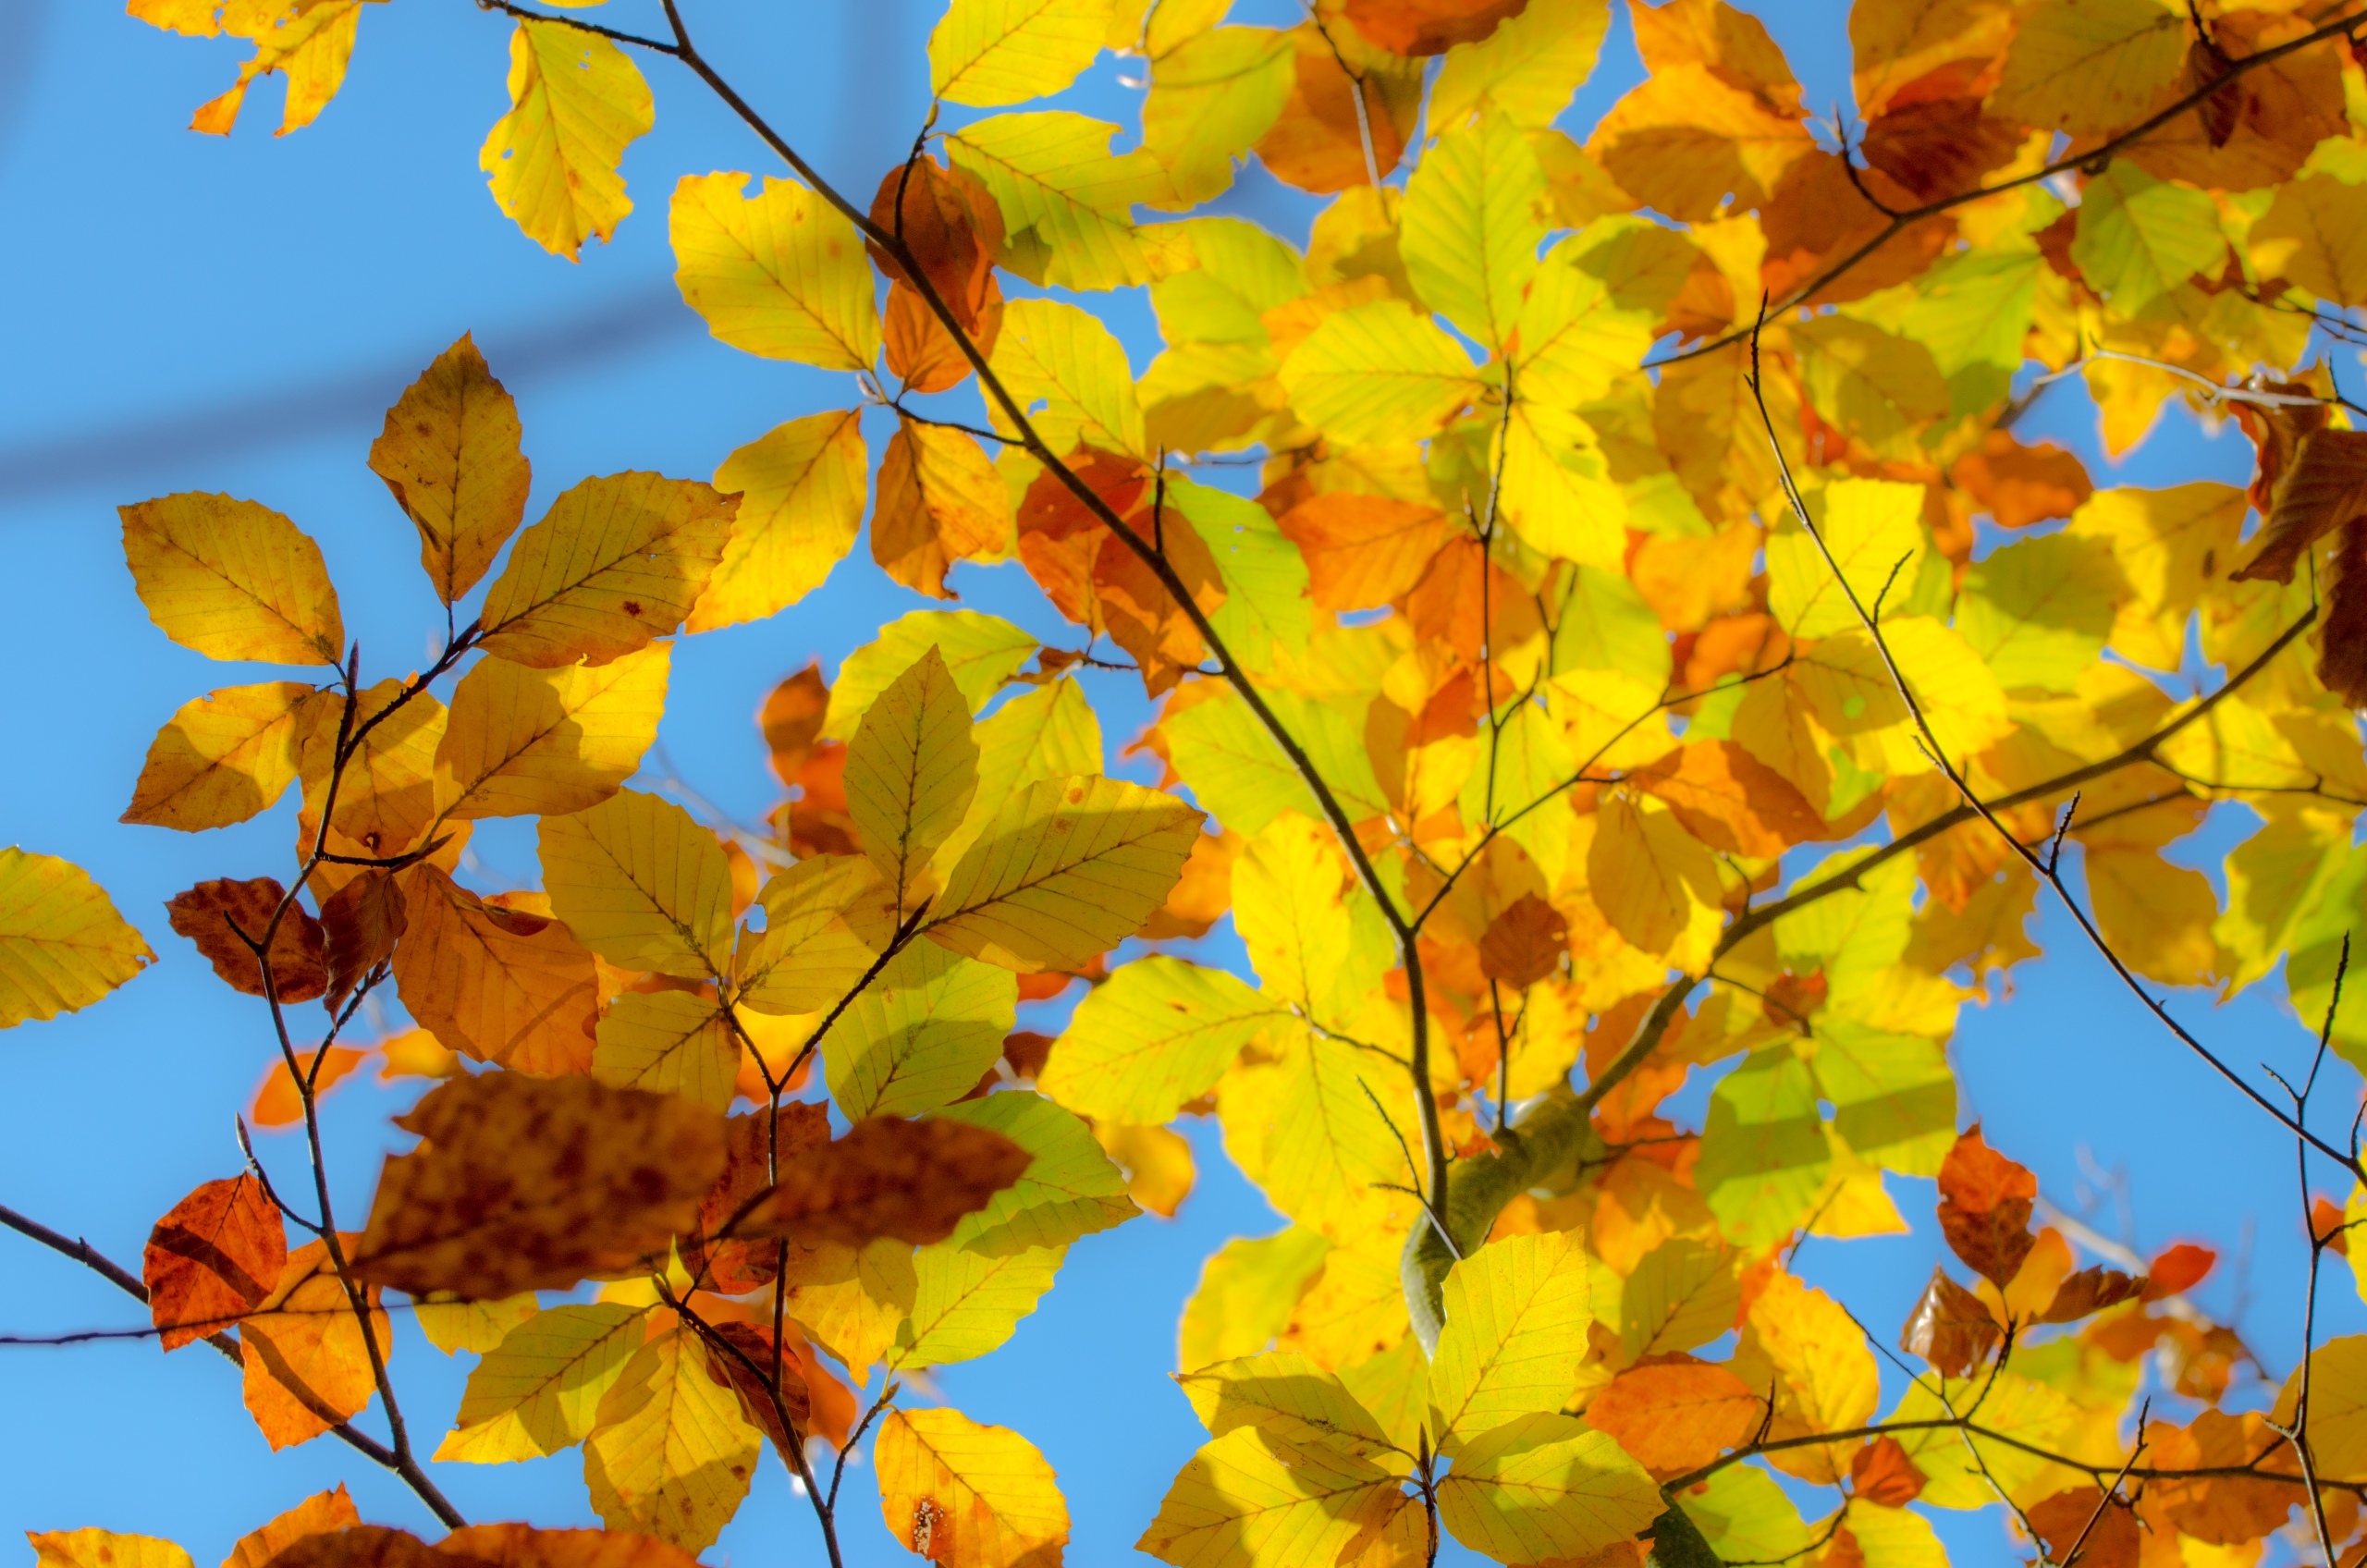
top-left (320, 870), bottom-right (406, 1012)
top-left (143, 1173), bottom-right (287, 1350)
top-left (226, 1485), bottom-right (360, 1568)
top-left (1949, 430), bottom-right (2095, 528)
top-left (350, 1072), bottom-right (728, 1299)
top-left (1859, 92), bottom-right (2021, 206)
top-left (2037, 1265), bottom-right (2148, 1325)
top-left (1478, 894), bottom-right (1567, 989)
top-left (762, 663), bottom-right (830, 788)
top-left (695, 1319), bottom-right (813, 1452)
top-left (1274, 492), bottom-right (1453, 611)
top-left (166, 877), bottom-right (327, 1002)
top-left (2183, 35), bottom-right (2242, 150)
top-left (1848, 1436), bottom-right (1926, 1507)
top-left (865, 156), bottom-right (1003, 337)
top-left (1934, 1124), bottom-right (2036, 1289)
top-left (736, 1115), bottom-right (1032, 1248)
top-left (884, 277), bottom-right (1001, 395)
top-left (1584, 1361), bottom-right (1762, 1476)
top-left (240, 1238), bottom-right (388, 1451)
top-left (679, 1102), bottom-right (837, 1294)
top-left (2025, 1488), bottom-right (2140, 1568)
top-left (2228, 417), bottom-right (2361, 585)
top-left (1898, 1266), bottom-right (2001, 1376)
top-left (1343, 0), bottom-right (1526, 55)
top-left (2320, 514), bottom-right (2367, 705)
top-left (264, 1530), bottom-right (468, 1568)
top-left (433, 1525), bottom-right (705, 1568)
top-left (390, 864), bottom-right (598, 1075)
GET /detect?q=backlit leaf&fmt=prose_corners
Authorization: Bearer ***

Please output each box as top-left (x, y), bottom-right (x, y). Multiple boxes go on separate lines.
top-left (223, 1488), bottom-right (361, 1568)
top-left (829, 941), bottom-right (1016, 1121)
top-left (435, 643), bottom-right (669, 820)
top-left (120, 494), bottom-right (344, 666)
top-left (481, 20), bottom-right (654, 260)
top-left (1277, 300), bottom-right (1483, 446)
top-left (30, 1533), bottom-right (191, 1568)
top-left (892, 1241), bottom-right (1067, 1368)
top-left (845, 646), bottom-right (982, 898)
top-left (930, 0), bottom-right (1114, 107)
top-left (1433, 1414), bottom-right (1662, 1565)
top-left (368, 334), bottom-right (531, 605)
top-left (392, 864), bottom-right (599, 1074)
top-left (583, 1328), bottom-right (762, 1550)
top-left (1134, 1425), bottom-right (1402, 1568)
top-left (540, 789), bottom-right (737, 980)
top-left (592, 990), bottom-right (739, 1112)
top-left (935, 1091), bottom-right (1140, 1255)
top-left (437, 1303), bottom-right (649, 1463)
top-left (691, 410), bottom-right (868, 631)
top-left (124, 682), bottom-right (322, 831)
top-left (825, 611), bottom-right (1042, 741)
top-left (0, 850), bottom-right (155, 1027)
top-left (1400, 108), bottom-right (1544, 349)
top-left (947, 114), bottom-right (1171, 291)
top-left (875, 1406), bottom-right (1072, 1566)
top-left (475, 474), bottom-right (735, 668)
top-left (143, 1173), bottom-right (286, 1350)
top-left (1039, 956), bottom-right (1282, 1124)
top-left (670, 172), bottom-right (880, 372)
top-left (1428, 1230), bottom-right (1593, 1452)
top-left (240, 1238), bottom-right (389, 1451)
top-left (738, 1115), bottom-right (1033, 1248)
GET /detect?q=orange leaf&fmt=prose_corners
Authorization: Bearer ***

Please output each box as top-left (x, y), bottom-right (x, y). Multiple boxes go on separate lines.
top-left (679, 1102), bottom-right (837, 1295)
top-left (1859, 92), bottom-right (2023, 207)
top-left (2025, 1489), bottom-right (2140, 1568)
top-left (2141, 1241), bottom-right (2215, 1301)
top-left (1254, 27), bottom-right (1410, 194)
top-left (2036, 1264), bottom-right (2147, 1325)
top-left (2323, 512), bottom-right (2367, 705)
top-left (1138, 827), bottom-right (1241, 941)
top-left (1478, 894), bottom-right (1567, 989)
top-left (390, 864), bottom-right (598, 1075)
top-left (1896, 1266), bottom-right (1999, 1377)
top-left (166, 876), bottom-right (326, 1002)
top-left (240, 1238), bottom-right (388, 1450)
top-left (1274, 492), bottom-right (1453, 611)
top-left (761, 662), bottom-right (830, 788)
top-left (319, 870), bottom-right (405, 1012)
top-left (1584, 1361), bottom-right (1762, 1476)
top-left (1934, 1124), bottom-right (2036, 1288)
top-left (884, 277), bottom-right (1000, 395)
top-left (435, 1525), bottom-right (705, 1568)
top-left (2314, 1194), bottom-right (2351, 1256)
top-left (1847, 1436), bottom-right (1925, 1507)
top-left (695, 1318), bottom-right (813, 1452)
top-left (736, 1115), bottom-right (1032, 1248)
top-left (2148, 1411), bottom-right (2309, 1545)
top-left (874, 416), bottom-right (1010, 600)
top-left (865, 156), bottom-right (1003, 337)
top-left (250, 1046), bottom-right (371, 1129)
top-left (225, 1487), bottom-right (362, 1568)
top-left (350, 1072), bottom-right (729, 1299)
top-left (1949, 431), bottom-right (2094, 529)
top-left (1343, 0), bottom-right (1526, 55)
top-left (259, 1529), bottom-right (457, 1568)
top-left (1629, 741), bottom-right (1821, 859)
top-left (143, 1173), bottom-right (287, 1350)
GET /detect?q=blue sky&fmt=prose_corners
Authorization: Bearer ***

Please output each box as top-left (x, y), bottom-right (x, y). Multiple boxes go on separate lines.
top-left (0, 3), bottom-right (2359, 1566)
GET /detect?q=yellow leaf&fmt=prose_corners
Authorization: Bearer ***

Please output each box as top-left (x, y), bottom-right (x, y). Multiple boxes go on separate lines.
top-left (1179, 1227), bottom-right (1331, 1373)
top-left (1142, 27), bottom-right (1294, 206)
top-left (2250, 174), bottom-right (2367, 309)
top-left (1766, 478), bottom-right (1927, 641)
top-left (824, 610), bottom-right (1042, 741)
top-left (1497, 403), bottom-right (1628, 570)
top-left (2066, 482), bottom-right (2246, 671)
top-left (367, 333), bottom-right (532, 605)
top-left (540, 790), bottom-right (736, 980)
top-left (1956, 533), bottom-right (2125, 693)
top-left (892, 1241), bottom-right (1066, 1368)
top-left (846, 646), bottom-right (982, 897)
top-left (783, 1239), bottom-right (916, 1384)
top-left (984, 297), bottom-right (1147, 458)
top-left (2084, 848), bottom-right (2222, 987)
top-left (1233, 812), bottom-right (1359, 1012)
top-left (1887, 1371), bottom-right (2078, 1507)
top-left (435, 1303), bottom-right (648, 1463)
top-left (2269, 1335), bottom-right (2367, 1482)
top-left (1587, 62), bottom-right (1813, 223)
top-left (1989, 0), bottom-right (2186, 135)
top-left (481, 19), bottom-right (654, 261)
top-left (390, 864), bottom-right (598, 1074)
top-left (435, 642), bottom-right (670, 820)
top-left (1515, 239), bottom-right (1655, 410)
top-left (120, 493), bottom-right (344, 666)
top-left (1730, 1271), bottom-right (1880, 1485)
top-left (411, 1292), bottom-right (539, 1357)
top-left (1277, 300), bottom-right (1483, 447)
top-left (925, 775), bottom-right (1204, 973)
top-left (875, 417), bottom-right (1012, 600)
top-left (293, 679), bottom-right (445, 861)
top-left (1135, 1426), bottom-right (1403, 1568)
top-left (584, 1327), bottom-right (763, 1550)
top-left (1179, 1350), bottom-right (1402, 1460)
top-left (593, 990), bottom-right (739, 1112)
top-left (1039, 956), bottom-right (1282, 1123)
top-left (1588, 794), bottom-right (1722, 966)
top-left (935, 678), bottom-right (1103, 873)
top-left (875, 1406), bottom-right (1073, 1564)
top-left (670, 172), bottom-right (880, 372)
top-left (28, 1533), bottom-right (192, 1568)
top-left (124, 682), bottom-right (323, 831)
top-left (828, 942), bottom-right (1014, 1120)
top-left (690, 410), bottom-right (868, 631)
top-left (0, 851), bottom-right (154, 1029)
top-left (947, 113), bottom-right (1171, 291)
top-left (929, 0), bottom-right (1114, 107)
top-left (1433, 1414), bottom-right (1662, 1564)
top-left (1093, 1121), bottom-right (1196, 1219)
top-left (1790, 317), bottom-right (1948, 456)
top-left (730, 855), bottom-right (884, 1015)
top-left (475, 473), bottom-right (736, 668)
top-left (1281, 1226), bottom-right (1414, 1372)
top-left (1401, 108), bottom-right (1545, 351)
top-left (1257, 1030), bottom-right (1420, 1243)
top-left (1427, 1231), bottom-right (1593, 1454)
top-left (1619, 1237), bottom-right (1739, 1362)
top-left (1429, 0), bottom-right (1610, 129)
top-left (1841, 1502), bottom-right (1948, 1568)
top-left (187, 0), bottom-right (374, 138)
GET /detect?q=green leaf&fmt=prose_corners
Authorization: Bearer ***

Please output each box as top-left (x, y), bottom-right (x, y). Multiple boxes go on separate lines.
top-left (1135, 1426), bottom-right (1403, 1568)
top-left (539, 788), bottom-right (735, 980)
top-left (936, 678), bottom-right (1105, 874)
top-left (828, 940), bottom-right (1015, 1120)
top-left (1039, 955), bottom-right (1283, 1124)
top-left (1177, 1351), bottom-right (1403, 1460)
top-left (1619, 1237), bottom-right (1739, 1362)
top-left (1696, 1047), bottom-right (1832, 1246)
top-left (1433, 1413), bottom-right (1663, 1564)
top-left (929, 0), bottom-right (1114, 108)
top-left (592, 989), bottom-right (739, 1112)
top-left (2070, 162), bottom-right (2226, 312)
top-left (891, 1241), bottom-right (1066, 1368)
top-left (435, 1303), bottom-right (647, 1463)
top-left (934, 1091), bottom-right (1140, 1253)
top-left (1161, 685), bottom-right (1389, 838)
top-left (1956, 533), bottom-right (2126, 693)
top-left (1426, 1231), bottom-right (1593, 1453)
top-left (1677, 1465), bottom-right (1810, 1565)
top-left (1147, 217), bottom-right (1308, 345)
top-left (1142, 27), bottom-right (1293, 207)
top-left (1812, 1019), bottom-right (1956, 1178)
top-left (822, 610), bottom-right (1039, 740)
top-left (1429, 0), bottom-right (1611, 128)
top-left (985, 297), bottom-right (1148, 459)
top-left (1277, 300), bottom-right (1483, 446)
top-left (1174, 477), bottom-right (1312, 671)
top-left (730, 855), bottom-right (882, 1016)
top-left (1401, 108), bottom-right (1545, 350)
top-left (947, 113), bottom-right (1171, 290)
top-left (845, 645), bottom-right (981, 896)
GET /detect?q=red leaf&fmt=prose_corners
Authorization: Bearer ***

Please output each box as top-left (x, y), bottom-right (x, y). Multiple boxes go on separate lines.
top-left (2141, 1242), bottom-right (2216, 1301)
top-left (143, 1173), bottom-right (288, 1351)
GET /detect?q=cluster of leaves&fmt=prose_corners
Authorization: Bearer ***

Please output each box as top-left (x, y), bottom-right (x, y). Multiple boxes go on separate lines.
top-left (6, 0), bottom-right (2367, 1565)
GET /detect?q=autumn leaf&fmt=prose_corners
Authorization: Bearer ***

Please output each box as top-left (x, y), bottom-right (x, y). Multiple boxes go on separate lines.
top-left (1898, 1265), bottom-right (2002, 1376)
top-left (350, 1072), bottom-right (729, 1298)
top-left (671, 172), bottom-right (880, 372)
top-left (874, 419), bottom-right (1011, 600)
top-left (223, 1487), bottom-right (362, 1568)
top-left (240, 1237), bottom-right (391, 1450)
top-left (165, 876), bottom-right (325, 1003)
top-left (0, 850), bottom-right (154, 1028)
top-left (368, 334), bottom-right (532, 604)
top-left (123, 682), bottom-right (324, 832)
top-left (929, 0), bottom-right (1112, 108)
top-left (1584, 1362), bottom-right (1762, 1476)
top-left (482, 20), bottom-right (654, 260)
top-left (846, 646), bottom-right (983, 898)
top-left (865, 156), bottom-right (1007, 337)
top-left (583, 1326), bottom-right (763, 1550)
top-left (391, 864), bottom-right (599, 1074)
top-left (539, 789), bottom-right (738, 980)
top-left (1273, 492), bottom-right (1454, 611)
top-left (1934, 1124), bottom-right (2038, 1290)
top-left (27, 1533), bottom-right (193, 1568)
top-left (142, 1174), bottom-right (287, 1350)
top-left (435, 643), bottom-right (670, 821)
top-left (734, 1115), bottom-right (1033, 1248)
top-left (692, 410), bottom-right (869, 631)
top-left (876, 1406), bottom-right (1071, 1567)
top-left (436, 1303), bottom-right (651, 1462)
top-left (475, 474), bottom-right (736, 668)
top-left (120, 494), bottom-right (344, 666)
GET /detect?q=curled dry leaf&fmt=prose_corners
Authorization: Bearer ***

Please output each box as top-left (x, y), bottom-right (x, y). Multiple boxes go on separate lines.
top-left (1933, 1124), bottom-right (2036, 1289)
top-left (734, 1115), bottom-right (1033, 1249)
top-left (350, 1072), bottom-right (729, 1299)
top-left (142, 1172), bottom-right (287, 1350)
top-left (166, 876), bottom-right (327, 1003)
top-left (2036, 1264), bottom-right (2148, 1325)
top-left (1898, 1266), bottom-right (2001, 1377)
top-left (319, 870), bottom-right (405, 1011)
